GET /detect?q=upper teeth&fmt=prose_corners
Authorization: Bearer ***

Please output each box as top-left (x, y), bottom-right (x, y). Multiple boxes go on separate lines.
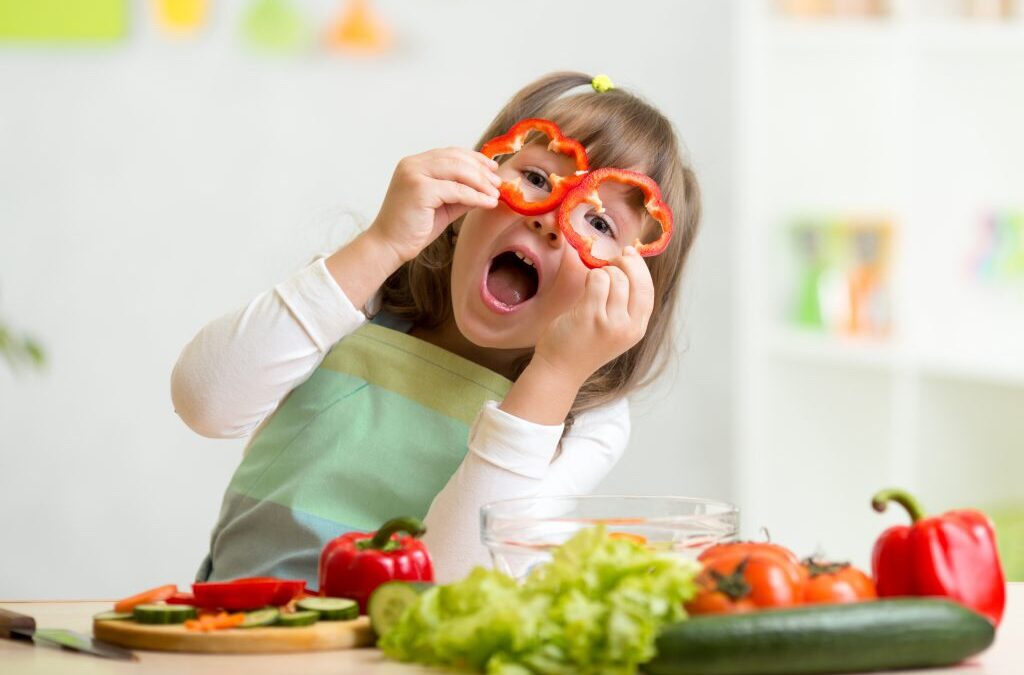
top-left (514, 251), bottom-right (535, 267)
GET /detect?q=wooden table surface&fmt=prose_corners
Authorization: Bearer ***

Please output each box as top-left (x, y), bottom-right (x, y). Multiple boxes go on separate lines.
top-left (2, 584), bottom-right (1020, 674)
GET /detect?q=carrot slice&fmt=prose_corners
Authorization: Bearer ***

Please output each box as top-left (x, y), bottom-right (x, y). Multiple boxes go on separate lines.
top-left (185, 611), bottom-right (246, 631)
top-left (113, 584), bottom-right (178, 613)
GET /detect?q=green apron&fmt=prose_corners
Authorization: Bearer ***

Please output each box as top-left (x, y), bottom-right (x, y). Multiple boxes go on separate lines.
top-left (196, 316), bottom-right (513, 586)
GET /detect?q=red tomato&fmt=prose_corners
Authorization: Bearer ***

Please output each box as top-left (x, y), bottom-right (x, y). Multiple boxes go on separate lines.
top-left (686, 542), bottom-right (807, 615)
top-left (802, 558), bottom-right (877, 604)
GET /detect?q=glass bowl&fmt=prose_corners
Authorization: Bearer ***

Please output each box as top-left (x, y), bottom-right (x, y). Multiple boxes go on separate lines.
top-left (481, 495), bottom-right (739, 579)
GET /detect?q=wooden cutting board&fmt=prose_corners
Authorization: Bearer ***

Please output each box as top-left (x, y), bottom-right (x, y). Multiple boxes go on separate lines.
top-left (93, 616), bottom-right (374, 653)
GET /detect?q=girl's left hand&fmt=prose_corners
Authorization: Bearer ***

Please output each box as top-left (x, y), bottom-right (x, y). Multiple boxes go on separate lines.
top-left (533, 247), bottom-right (656, 386)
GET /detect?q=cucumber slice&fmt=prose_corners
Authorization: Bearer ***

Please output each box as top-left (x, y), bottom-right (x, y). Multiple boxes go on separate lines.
top-left (275, 610), bottom-right (319, 627)
top-left (241, 608), bottom-right (280, 628)
top-left (93, 611), bottom-right (133, 622)
top-left (132, 604), bottom-right (198, 625)
top-left (297, 597), bottom-right (358, 621)
top-left (368, 581), bottom-right (433, 638)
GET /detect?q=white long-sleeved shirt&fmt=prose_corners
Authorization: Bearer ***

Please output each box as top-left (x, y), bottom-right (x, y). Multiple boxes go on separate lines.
top-left (171, 258), bottom-right (630, 581)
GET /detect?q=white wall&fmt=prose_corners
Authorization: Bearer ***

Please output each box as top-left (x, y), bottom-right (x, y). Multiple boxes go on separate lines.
top-left (0, 0), bottom-right (735, 599)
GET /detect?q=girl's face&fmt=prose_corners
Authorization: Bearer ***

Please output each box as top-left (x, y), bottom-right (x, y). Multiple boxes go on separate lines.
top-left (450, 144), bottom-right (647, 350)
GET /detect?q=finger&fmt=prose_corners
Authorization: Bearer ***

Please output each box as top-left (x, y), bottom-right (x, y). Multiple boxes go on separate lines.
top-left (604, 265), bottom-right (630, 322)
top-left (432, 179), bottom-right (499, 213)
top-left (613, 246), bottom-right (655, 320)
top-left (583, 268), bottom-right (611, 323)
top-left (437, 145), bottom-right (499, 171)
top-left (425, 153), bottom-right (502, 197)
top-left (434, 148), bottom-right (502, 188)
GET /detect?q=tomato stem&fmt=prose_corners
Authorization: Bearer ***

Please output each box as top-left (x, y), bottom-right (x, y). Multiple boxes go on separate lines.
top-left (710, 558), bottom-right (752, 601)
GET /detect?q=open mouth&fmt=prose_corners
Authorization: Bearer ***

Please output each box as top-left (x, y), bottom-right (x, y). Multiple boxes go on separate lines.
top-left (483, 250), bottom-right (540, 312)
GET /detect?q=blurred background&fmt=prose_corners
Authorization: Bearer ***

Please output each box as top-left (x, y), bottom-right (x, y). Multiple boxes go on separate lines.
top-left (0, 0), bottom-right (1021, 599)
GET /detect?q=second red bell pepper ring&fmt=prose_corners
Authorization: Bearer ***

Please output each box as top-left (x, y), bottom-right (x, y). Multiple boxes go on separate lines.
top-left (480, 118), bottom-right (589, 216)
top-left (871, 488), bottom-right (1006, 625)
top-left (557, 167), bottom-right (674, 268)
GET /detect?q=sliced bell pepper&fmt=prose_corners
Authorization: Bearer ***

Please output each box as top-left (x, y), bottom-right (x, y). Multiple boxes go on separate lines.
top-left (192, 577), bottom-right (306, 611)
top-left (480, 118), bottom-right (589, 216)
top-left (319, 516), bottom-right (434, 614)
top-left (557, 167), bottom-right (674, 268)
top-left (166, 591), bottom-right (197, 606)
top-left (871, 488), bottom-right (1006, 626)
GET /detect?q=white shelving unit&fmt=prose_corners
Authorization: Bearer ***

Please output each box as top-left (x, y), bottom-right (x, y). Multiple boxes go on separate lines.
top-left (735, 0), bottom-right (1024, 569)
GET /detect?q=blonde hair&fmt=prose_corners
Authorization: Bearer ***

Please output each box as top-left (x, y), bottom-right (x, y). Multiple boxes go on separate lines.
top-left (380, 71), bottom-right (702, 425)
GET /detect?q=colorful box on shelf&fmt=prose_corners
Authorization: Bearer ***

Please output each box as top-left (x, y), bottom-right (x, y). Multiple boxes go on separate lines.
top-left (789, 215), bottom-right (893, 337)
top-left (972, 210), bottom-right (1024, 284)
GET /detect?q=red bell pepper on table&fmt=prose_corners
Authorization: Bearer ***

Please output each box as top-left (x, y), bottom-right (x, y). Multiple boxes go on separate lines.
top-left (871, 487), bottom-right (1006, 625)
top-left (319, 516), bottom-right (434, 613)
top-left (480, 117), bottom-right (589, 216)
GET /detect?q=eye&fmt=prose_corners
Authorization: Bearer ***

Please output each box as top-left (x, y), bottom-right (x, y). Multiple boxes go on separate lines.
top-left (521, 168), bottom-right (551, 192)
top-left (585, 212), bottom-right (618, 239)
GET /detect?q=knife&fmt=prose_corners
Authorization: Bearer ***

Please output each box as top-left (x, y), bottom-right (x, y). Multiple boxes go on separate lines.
top-left (0, 607), bottom-right (137, 661)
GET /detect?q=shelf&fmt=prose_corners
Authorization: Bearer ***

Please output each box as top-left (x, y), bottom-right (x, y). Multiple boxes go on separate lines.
top-left (765, 17), bottom-right (1024, 53)
top-left (766, 327), bottom-right (1024, 387)
top-left (767, 327), bottom-right (901, 371)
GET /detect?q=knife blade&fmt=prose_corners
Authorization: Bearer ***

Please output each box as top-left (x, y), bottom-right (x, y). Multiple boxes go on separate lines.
top-left (0, 607), bottom-right (137, 661)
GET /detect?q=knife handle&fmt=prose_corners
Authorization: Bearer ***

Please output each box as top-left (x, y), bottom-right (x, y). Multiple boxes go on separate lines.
top-left (0, 607), bottom-right (36, 638)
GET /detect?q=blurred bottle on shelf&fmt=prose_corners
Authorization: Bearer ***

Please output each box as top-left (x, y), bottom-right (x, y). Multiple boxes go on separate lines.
top-left (777, 0), bottom-right (890, 18)
top-left (324, 0), bottom-right (392, 56)
top-left (241, 0), bottom-right (310, 52)
top-left (963, 0), bottom-right (1016, 19)
top-left (154, 0), bottom-right (209, 34)
top-left (789, 216), bottom-right (893, 337)
top-left (973, 211), bottom-right (1024, 284)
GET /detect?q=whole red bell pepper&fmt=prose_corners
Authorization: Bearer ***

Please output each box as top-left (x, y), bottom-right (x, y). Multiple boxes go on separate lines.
top-left (871, 488), bottom-right (1006, 625)
top-left (318, 516), bottom-right (434, 613)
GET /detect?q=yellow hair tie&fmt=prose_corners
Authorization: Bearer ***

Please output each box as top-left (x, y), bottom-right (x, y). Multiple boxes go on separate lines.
top-left (591, 74), bottom-right (614, 93)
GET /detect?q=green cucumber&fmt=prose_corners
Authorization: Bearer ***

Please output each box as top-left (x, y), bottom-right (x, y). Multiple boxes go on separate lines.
top-left (241, 608), bottom-right (280, 628)
top-left (644, 598), bottom-right (996, 675)
top-left (275, 610), bottom-right (319, 627)
top-left (297, 597), bottom-right (358, 621)
top-left (93, 611), bottom-right (133, 622)
top-left (368, 581), bottom-right (433, 638)
top-left (132, 604), bottom-right (198, 625)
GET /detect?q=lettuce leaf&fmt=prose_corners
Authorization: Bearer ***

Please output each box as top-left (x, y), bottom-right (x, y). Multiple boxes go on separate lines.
top-left (379, 526), bottom-right (699, 674)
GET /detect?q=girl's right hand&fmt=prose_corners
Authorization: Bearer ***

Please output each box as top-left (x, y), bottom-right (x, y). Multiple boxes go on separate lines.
top-left (369, 148), bottom-right (502, 264)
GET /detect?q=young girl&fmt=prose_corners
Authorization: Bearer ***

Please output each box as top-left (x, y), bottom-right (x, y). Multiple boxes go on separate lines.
top-left (171, 71), bottom-right (701, 584)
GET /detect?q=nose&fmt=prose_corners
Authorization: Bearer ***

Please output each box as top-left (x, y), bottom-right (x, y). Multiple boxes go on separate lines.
top-left (524, 210), bottom-right (561, 247)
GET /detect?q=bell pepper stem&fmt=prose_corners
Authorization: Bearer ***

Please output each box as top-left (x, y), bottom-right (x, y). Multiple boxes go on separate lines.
top-left (872, 488), bottom-right (926, 523)
top-left (368, 516), bottom-right (426, 550)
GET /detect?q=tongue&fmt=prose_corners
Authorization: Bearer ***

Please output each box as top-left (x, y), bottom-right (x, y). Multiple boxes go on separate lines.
top-left (487, 264), bottom-right (532, 306)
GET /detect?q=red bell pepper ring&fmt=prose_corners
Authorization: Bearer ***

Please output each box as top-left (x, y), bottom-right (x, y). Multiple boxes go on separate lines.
top-left (480, 118), bottom-right (589, 216)
top-left (557, 167), bottom-right (674, 269)
top-left (191, 577), bottom-right (306, 611)
top-left (871, 488), bottom-right (1006, 626)
top-left (318, 516), bottom-right (434, 614)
